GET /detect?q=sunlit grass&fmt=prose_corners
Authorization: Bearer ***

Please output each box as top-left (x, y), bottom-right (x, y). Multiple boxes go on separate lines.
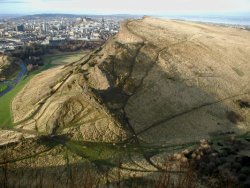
top-left (47, 53), bottom-right (86, 65)
top-left (0, 52), bottom-right (87, 128)
top-left (0, 75), bottom-right (34, 128)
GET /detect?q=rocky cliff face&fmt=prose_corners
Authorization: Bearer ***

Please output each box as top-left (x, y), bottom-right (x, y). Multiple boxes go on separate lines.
top-left (6, 17), bottom-right (250, 145)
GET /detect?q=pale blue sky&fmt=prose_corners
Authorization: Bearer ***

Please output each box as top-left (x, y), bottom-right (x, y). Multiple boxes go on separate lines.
top-left (0, 0), bottom-right (250, 15)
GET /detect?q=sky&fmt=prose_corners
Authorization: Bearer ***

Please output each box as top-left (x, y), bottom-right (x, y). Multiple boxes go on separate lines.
top-left (0, 0), bottom-right (250, 15)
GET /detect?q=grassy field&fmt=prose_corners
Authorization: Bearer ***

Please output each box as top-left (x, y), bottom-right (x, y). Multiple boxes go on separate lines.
top-left (44, 53), bottom-right (86, 65)
top-left (0, 75), bottom-right (34, 128)
top-left (0, 52), bottom-right (88, 128)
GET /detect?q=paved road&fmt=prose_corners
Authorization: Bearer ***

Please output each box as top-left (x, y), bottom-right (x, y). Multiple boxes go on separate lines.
top-left (0, 62), bottom-right (27, 97)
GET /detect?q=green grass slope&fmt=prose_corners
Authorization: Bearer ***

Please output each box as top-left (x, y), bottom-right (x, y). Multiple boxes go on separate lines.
top-left (0, 52), bottom-right (87, 128)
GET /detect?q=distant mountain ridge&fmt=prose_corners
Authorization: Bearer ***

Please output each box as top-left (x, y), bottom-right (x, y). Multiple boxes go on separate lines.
top-left (4, 13), bottom-right (142, 20)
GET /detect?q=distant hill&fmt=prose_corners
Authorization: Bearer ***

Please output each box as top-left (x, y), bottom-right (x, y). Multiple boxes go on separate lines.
top-left (14, 13), bottom-right (142, 20)
top-left (0, 14), bottom-right (24, 19)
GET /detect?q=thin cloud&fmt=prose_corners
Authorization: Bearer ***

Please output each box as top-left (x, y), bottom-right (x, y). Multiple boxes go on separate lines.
top-left (0, 0), bottom-right (29, 3)
top-left (0, 0), bottom-right (250, 14)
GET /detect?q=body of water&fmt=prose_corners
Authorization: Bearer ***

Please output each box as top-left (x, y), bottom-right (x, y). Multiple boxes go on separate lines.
top-left (157, 14), bottom-right (250, 26)
top-left (0, 62), bottom-right (27, 97)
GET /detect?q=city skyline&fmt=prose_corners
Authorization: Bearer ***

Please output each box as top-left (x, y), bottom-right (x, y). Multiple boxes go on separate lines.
top-left (0, 0), bottom-right (250, 15)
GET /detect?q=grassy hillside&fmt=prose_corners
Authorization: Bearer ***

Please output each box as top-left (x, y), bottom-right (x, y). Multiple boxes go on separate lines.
top-left (0, 52), bottom-right (87, 128)
top-left (0, 75), bottom-right (33, 127)
top-left (43, 53), bottom-right (86, 65)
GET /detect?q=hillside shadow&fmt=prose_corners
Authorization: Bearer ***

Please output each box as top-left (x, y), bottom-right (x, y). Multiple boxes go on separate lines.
top-left (91, 43), bottom-right (250, 145)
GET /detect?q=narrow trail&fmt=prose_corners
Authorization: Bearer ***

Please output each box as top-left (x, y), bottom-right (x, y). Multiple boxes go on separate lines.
top-left (117, 21), bottom-right (182, 171)
top-left (14, 71), bottom-right (74, 126)
top-left (137, 92), bottom-right (250, 136)
top-left (110, 23), bottom-right (173, 170)
top-left (14, 53), bottom-right (91, 127)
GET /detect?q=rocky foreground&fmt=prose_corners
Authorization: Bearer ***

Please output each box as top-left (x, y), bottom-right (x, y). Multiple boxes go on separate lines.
top-left (0, 17), bottom-right (250, 187)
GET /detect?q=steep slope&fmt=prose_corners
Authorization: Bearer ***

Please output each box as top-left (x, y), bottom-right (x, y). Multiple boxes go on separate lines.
top-left (11, 64), bottom-right (129, 143)
top-left (6, 17), bottom-right (250, 145)
top-left (83, 17), bottom-right (250, 144)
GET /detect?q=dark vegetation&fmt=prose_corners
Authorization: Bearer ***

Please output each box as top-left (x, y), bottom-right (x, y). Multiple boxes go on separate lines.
top-left (0, 55), bottom-right (20, 80)
top-left (2, 40), bottom-right (103, 70)
top-left (192, 133), bottom-right (250, 188)
top-left (9, 43), bottom-right (48, 60)
top-left (226, 111), bottom-right (244, 124)
top-left (57, 40), bottom-right (104, 52)
top-left (237, 100), bottom-right (250, 109)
